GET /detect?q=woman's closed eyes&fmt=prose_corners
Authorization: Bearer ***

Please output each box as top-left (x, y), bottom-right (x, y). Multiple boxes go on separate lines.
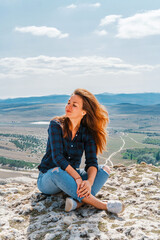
top-left (67, 102), bottom-right (77, 107)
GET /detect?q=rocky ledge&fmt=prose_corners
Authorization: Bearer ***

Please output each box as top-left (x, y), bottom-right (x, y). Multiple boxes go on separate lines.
top-left (0, 163), bottom-right (160, 240)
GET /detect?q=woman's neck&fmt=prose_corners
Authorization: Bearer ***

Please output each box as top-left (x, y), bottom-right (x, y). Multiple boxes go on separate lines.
top-left (69, 119), bottom-right (81, 132)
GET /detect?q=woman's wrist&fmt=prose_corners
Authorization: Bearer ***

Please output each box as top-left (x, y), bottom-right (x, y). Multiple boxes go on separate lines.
top-left (87, 178), bottom-right (94, 186)
top-left (75, 176), bottom-right (82, 181)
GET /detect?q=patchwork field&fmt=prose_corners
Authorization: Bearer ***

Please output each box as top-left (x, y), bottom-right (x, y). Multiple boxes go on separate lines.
top-left (0, 99), bottom-right (160, 171)
top-left (0, 113), bottom-right (160, 170)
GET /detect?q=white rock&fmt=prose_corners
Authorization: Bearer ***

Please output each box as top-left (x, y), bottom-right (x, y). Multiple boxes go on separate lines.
top-left (63, 216), bottom-right (73, 225)
top-left (0, 164), bottom-right (160, 240)
top-left (12, 216), bottom-right (25, 223)
top-left (44, 233), bottom-right (60, 240)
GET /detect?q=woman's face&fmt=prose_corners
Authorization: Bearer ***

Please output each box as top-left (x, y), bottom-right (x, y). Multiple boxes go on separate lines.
top-left (65, 94), bottom-right (86, 121)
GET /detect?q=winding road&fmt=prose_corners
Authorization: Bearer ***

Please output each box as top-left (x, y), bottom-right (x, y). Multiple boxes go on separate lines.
top-left (99, 132), bottom-right (145, 166)
top-left (99, 132), bottom-right (126, 166)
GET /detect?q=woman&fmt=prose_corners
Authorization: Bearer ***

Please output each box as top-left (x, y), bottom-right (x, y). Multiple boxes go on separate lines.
top-left (37, 88), bottom-right (124, 214)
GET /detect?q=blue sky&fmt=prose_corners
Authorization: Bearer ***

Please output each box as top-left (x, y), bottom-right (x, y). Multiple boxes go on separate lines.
top-left (0, 0), bottom-right (160, 99)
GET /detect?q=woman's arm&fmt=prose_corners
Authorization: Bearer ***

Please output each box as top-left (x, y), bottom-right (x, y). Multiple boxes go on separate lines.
top-left (48, 120), bottom-right (70, 170)
top-left (77, 166), bottom-right (97, 198)
top-left (65, 165), bottom-right (83, 197)
top-left (87, 166), bottom-right (97, 186)
top-left (65, 164), bottom-right (81, 180)
top-left (77, 131), bottom-right (99, 198)
top-left (84, 130), bottom-right (98, 172)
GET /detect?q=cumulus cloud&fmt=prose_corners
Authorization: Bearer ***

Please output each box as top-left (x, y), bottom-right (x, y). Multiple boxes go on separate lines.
top-left (94, 30), bottom-right (108, 36)
top-left (99, 15), bottom-right (122, 26)
top-left (0, 55), bottom-right (158, 79)
top-left (66, 2), bottom-right (101, 9)
top-left (117, 9), bottom-right (160, 39)
top-left (66, 4), bottom-right (77, 9)
top-left (0, 56), bottom-right (159, 98)
top-left (89, 3), bottom-right (101, 8)
top-left (15, 26), bottom-right (69, 39)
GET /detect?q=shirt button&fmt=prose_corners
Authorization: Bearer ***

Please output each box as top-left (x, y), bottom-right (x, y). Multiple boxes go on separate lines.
top-left (71, 145), bottom-right (73, 147)
top-left (68, 156), bottom-right (71, 159)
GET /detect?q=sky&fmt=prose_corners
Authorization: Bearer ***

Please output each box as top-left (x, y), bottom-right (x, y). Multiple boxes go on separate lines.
top-left (0, 0), bottom-right (160, 99)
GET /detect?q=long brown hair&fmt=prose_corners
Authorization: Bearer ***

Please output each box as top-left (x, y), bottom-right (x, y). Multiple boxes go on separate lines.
top-left (53, 88), bottom-right (109, 154)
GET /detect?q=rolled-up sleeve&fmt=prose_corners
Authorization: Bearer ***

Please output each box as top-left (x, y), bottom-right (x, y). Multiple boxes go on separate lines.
top-left (48, 120), bottom-right (69, 170)
top-left (84, 132), bottom-right (98, 172)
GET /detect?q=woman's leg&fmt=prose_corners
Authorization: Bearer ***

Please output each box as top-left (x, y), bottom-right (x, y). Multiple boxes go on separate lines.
top-left (77, 166), bottom-right (124, 213)
top-left (39, 167), bottom-right (124, 213)
top-left (91, 165), bottom-right (110, 196)
top-left (81, 165), bottom-right (110, 209)
top-left (75, 165), bottom-right (110, 209)
top-left (37, 170), bottom-right (61, 195)
top-left (37, 167), bottom-right (84, 202)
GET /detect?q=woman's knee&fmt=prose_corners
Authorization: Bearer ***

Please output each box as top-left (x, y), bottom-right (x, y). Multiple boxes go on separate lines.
top-left (49, 167), bottom-right (64, 182)
top-left (51, 167), bottom-right (61, 173)
top-left (102, 165), bottom-right (111, 175)
top-left (38, 169), bottom-right (61, 195)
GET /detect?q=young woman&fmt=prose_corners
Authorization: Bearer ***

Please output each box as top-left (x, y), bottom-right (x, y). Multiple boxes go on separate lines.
top-left (37, 88), bottom-right (124, 214)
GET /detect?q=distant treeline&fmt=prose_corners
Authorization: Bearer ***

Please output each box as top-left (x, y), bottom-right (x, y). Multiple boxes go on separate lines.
top-left (125, 129), bottom-right (160, 137)
top-left (143, 138), bottom-right (160, 146)
top-left (0, 156), bottom-right (38, 169)
top-left (122, 148), bottom-right (160, 166)
top-left (0, 133), bottom-right (44, 153)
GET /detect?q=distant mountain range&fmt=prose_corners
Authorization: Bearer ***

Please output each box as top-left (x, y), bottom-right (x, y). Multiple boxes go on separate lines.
top-left (0, 93), bottom-right (160, 105)
top-left (108, 103), bottom-right (160, 115)
top-left (0, 93), bottom-right (160, 121)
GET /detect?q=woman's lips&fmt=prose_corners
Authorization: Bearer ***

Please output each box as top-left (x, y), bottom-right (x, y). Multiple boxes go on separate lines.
top-left (66, 110), bottom-right (71, 113)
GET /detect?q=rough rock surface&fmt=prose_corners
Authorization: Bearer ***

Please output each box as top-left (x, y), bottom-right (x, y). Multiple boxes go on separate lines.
top-left (0, 163), bottom-right (160, 240)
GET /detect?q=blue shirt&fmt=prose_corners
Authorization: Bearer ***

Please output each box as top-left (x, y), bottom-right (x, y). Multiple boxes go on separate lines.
top-left (38, 119), bottom-right (98, 173)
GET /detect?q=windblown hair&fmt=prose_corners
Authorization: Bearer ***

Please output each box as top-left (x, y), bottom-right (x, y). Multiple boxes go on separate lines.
top-left (53, 88), bottom-right (109, 154)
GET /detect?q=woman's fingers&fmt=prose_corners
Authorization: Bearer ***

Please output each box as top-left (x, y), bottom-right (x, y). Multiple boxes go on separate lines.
top-left (77, 180), bottom-right (91, 198)
top-left (76, 178), bottom-right (83, 195)
top-left (78, 182), bottom-right (87, 190)
top-left (79, 189), bottom-right (90, 198)
top-left (76, 178), bottom-right (82, 191)
top-left (77, 183), bottom-right (82, 192)
top-left (78, 185), bottom-right (88, 193)
top-left (80, 182), bottom-right (85, 188)
top-left (77, 183), bottom-right (82, 196)
top-left (79, 188), bottom-right (89, 195)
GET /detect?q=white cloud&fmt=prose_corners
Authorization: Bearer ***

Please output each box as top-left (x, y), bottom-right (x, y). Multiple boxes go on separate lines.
top-left (66, 4), bottom-right (77, 9)
top-left (94, 30), bottom-right (108, 36)
top-left (99, 15), bottom-right (122, 26)
top-left (66, 2), bottom-right (101, 10)
top-left (117, 9), bottom-right (160, 39)
top-left (0, 56), bottom-right (159, 98)
top-left (15, 26), bottom-right (69, 39)
top-left (90, 3), bottom-right (101, 8)
top-left (0, 55), bottom-right (158, 79)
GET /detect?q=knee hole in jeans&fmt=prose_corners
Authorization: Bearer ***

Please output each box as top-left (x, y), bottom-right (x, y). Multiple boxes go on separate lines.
top-left (103, 166), bottom-right (111, 175)
top-left (51, 167), bottom-right (60, 173)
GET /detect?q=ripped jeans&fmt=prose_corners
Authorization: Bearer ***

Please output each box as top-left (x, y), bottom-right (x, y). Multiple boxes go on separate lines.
top-left (37, 165), bottom-right (110, 202)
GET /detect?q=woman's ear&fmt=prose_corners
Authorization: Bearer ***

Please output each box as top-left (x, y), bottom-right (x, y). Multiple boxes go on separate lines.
top-left (82, 111), bottom-right (86, 116)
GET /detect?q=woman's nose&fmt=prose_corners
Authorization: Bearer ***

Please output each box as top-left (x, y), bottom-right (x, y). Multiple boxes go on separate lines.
top-left (69, 105), bottom-right (73, 111)
top-left (67, 104), bottom-right (72, 110)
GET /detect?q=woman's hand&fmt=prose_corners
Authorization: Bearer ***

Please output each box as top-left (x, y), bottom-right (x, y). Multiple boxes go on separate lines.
top-left (75, 178), bottom-right (83, 197)
top-left (77, 180), bottom-right (91, 198)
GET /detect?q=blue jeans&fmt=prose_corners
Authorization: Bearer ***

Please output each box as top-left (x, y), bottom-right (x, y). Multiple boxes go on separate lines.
top-left (37, 165), bottom-right (109, 202)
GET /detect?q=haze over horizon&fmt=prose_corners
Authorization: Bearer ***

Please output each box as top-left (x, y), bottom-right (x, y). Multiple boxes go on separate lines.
top-left (0, 0), bottom-right (160, 99)
top-left (0, 92), bottom-right (160, 104)
top-left (1, 91), bottom-right (160, 101)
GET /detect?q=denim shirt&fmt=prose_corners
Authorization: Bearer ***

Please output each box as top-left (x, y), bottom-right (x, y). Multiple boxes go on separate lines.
top-left (38, 120), bottom-right (98, 173)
